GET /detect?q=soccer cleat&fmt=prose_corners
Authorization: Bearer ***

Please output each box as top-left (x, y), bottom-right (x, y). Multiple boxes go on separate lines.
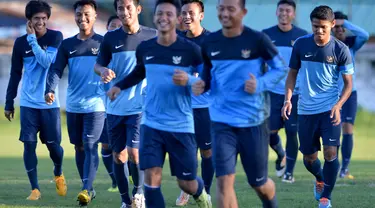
top-left (314, 181), bottom-right (324, 201)
top-left (108, 185), bottom-right (119, 192)
top-left (132, 193), bottom-right (145, 208)
top-left (194, 189), bottom-right (212, 208)
top-left (318, 198), bottom-right (332, 208)
top-left (176, 190), bottom-right (190, 206)
top-left (26, 189), bottom-right (41, 200)
top-left (121, 202), bottom-right (132, 208)
top-left (282, 172), bottom-right (295, 184)
top-left (55, 173), bottom-right (67, 196)
top-left (339, 170), bottom-right (354, 180)
top-left (77, 189), bottom-right (95, 206)
top-left (275, 155), bottom-right (286, 177)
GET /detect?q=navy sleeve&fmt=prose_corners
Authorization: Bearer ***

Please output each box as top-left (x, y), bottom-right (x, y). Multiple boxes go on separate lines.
top-left (289, 39), bottom-right (301, 70)
top-left (46, 42), bottom-right (68, 94)
top-left (200, 42), bottom-right (212, 92)
top-left (5, 38), bottom-right (23, 111)
top-left (115, 44), bottom-right (146, 90)
top-left (259, 33), bottom-right (279, 61)
top-left (338, 46), bottom-right (354, 74)
top-left (96, 33), bottom-right (112, 67)
top-left (187, 44), bottom-right (202, 86)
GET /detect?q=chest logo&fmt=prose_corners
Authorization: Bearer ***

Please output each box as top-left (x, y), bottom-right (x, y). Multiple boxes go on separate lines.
top-left (91, 48), bottom-right (99, 55)
top-left (326, 56), bottom-right (334, 63)
top-left (172, 56), bottom-right (182, 64)
top-left (43, 45), bottom-right (48, 50)
top-left (241, 49), bottom-right (251, 59)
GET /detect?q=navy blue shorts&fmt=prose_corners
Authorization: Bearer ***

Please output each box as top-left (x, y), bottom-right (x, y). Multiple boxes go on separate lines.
top-left (269, 92), bottom-right (298, 132)
top-left (19, 107), bottom-right (61, 144)
top-left (211, 122), bottom-right (269, 187)
top-left (341, 91), bottom-right (357, 125)
top-left (107, 114), bottom-right (141, 153)
top-left (298, 111), bottom-right (341, 155)
top-left (193, 108), bottom-right (212, 150)
top-left (99, 119), bottom-right (109, 144)
top-left (66, 112), bottom-right (105, 146)
top-left (139, 125), bottom-right (198, 181)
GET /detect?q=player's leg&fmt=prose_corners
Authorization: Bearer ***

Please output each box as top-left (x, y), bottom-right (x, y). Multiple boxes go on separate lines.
top-left (298, 114), bottom-right (324, 201)
top-left (125, 114), bottom-right (145, 207)
top-left (166, 131), bottom-right (211, 208)
top-left (99, 119), bottom-right (117, 191)
top-left (211, 122), bottom-right (238, 208)
top-left (40, 108), bottom-right (66, 196)
top-left (140, 125), bottom-right (166, 208)
top-left (319, 111), bottom-right (341, 207)
top-left (340, 91), bottom-right (357, 179)
top-left (283, 95), bottom-right (299, 183)
top-left (107, 114), bottom-right (133, 207)
top-left (239, 122), bottom-right (277, 208)
top-left (20, 107), bottom-right (41, 200)
top-left (77, 112), bottom-right (105, 205)
top-left (269, 92), bottom-right (286, 177)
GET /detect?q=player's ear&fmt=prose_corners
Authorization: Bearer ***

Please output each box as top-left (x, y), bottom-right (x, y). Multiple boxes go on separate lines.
top-left (331, 19), bottom-right (336, 28)
top-left (200, 12), bottom-right (204, 22)
top-left (243, 8), bottom-right (248, 16)
top-left (136, 5), bottom-right (142, 14)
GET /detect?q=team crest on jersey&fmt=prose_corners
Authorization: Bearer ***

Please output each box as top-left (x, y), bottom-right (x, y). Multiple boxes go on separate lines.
top-left (241, 49), bottom-right (251, 59)
top-left (291, 40), bottom-right (295, 46)
top-left (172, 56), bottom-right (182, 64)
top-left (91, 48), bottom-right (99, 55)
top-left (43, 45), bottom-right (48, 50)
top-left (326, 56), bottom-right (334, 63)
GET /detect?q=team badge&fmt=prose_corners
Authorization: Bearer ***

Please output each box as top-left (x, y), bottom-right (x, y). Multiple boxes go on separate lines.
top-left (91, 48), bottom-right (99, 55)
top-left (172, 56), bottom-right (182, 64)
top-left (43, 45), bottom-right (48, 50)
top-left (241, 49), bottom-right (251, 59)
top-left (291, 40), bottom-right (295, 46)
top-left (326, 56), bottom-right (334, 63)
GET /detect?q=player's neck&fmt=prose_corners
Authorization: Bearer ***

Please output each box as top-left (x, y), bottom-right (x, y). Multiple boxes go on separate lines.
top-left (157, 31), bottom-right (177, 47)
top-left (122, 22), bottom-right (140, 34)
top-left (278, 23), bottom-right (293, 32)
top-left (35, 29), bottom-right (47, 39)
top-left (222, 25), bottom-right (244, 38)
top-left (78, 29), bottom-right (95, 40)
top-left (186, 25), bottom-right (203, 38)
top-left (314, 36), bottom-right (331, 46)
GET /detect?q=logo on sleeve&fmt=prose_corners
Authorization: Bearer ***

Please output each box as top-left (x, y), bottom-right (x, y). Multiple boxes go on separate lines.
top-left (172, 56), bottom-right (182, 64)
top-left (91, 48), bottom-right (99, 55)
top-left (241, 49), bottom-right (251, 59)
top-left (326, 56), bottom-right (334, 63)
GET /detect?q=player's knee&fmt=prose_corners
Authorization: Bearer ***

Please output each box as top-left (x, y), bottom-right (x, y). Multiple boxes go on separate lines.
top-left (144, 167), bottom-right (162, 186)
top-left (323, 146), bottom-right (337, 161)
top-left (342, 122), bottom-right (354, 134)
top-left (217, 174), bottom-right (235, 193)
top-left (252, 178), bottom-right (275, 200)
top-left (127, 147), bottom-right (139, 163)
top-left (200, 149), bottom-right (212, 158)
top-left (303, 153), bottom-right (318, 164)
top-left (113, 150), bottom-right (128, 164)
top-left (24, 141), bottom-right (37, 153)
top-left (177, 179), bottom-right (196, 195)
top-left (101, 143), bottom-right (110, 150)
top-left (74, 145), bottom-right (84, 152)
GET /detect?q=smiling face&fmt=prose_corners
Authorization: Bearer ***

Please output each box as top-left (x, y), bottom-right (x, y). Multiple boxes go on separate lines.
top-left (276, 3), bottom-right (295, 26)
top-left (107, 18), bottom-right (122, 31)
top-left (181, 2), bottom-right (203, 31)
top-left (217, 0), bottom-right (246, 30)
top-left (30, 12), bottom-right (48, 34)
top-left (116, 0), bottom-right (141, 28)
top-left (75, 4), bottom-right (97, 32)
top-left (154, 2), bottom-right (178, 34)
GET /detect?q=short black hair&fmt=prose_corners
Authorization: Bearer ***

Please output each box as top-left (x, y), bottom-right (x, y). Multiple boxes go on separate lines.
top-left (107, 15), bottom-right (119, 27)
top-left (73, 0), bottom-right (97, 11)
top-left (182, 0), bottom-right (204, 12)
top-left (277, 0), bottom-right (296, 10)
top-left (334, 11), bottom-right (348, 20)
top-left (113, 0), bottom-right (140, 10)
top-left (240, 0), bottom-right (246, 9)
top-left (155, 0), bottom-right (182, 15)
top-left (25, 0), bottom-right (51, 20)
top-left (310, 5), bottom-right (334, 21)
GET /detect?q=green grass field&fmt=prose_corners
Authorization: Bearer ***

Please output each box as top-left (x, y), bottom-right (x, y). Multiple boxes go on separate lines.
top-left (0, 108), bottom-right (374, 208)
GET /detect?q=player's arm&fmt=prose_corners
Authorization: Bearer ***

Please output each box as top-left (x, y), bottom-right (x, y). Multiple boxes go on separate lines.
top-left (252, 34), bottom-right (288, 93)
top-left (343, 20), bottom-right (369, 51)
top-left (336, 47), bottom-right (354, 107)
top-left (192, 44), bottom-right (212, 95)
top-left (4, 38), bottom-right (23, 121)
top-left (94, 34), bottom-right (115, 83)
top-left (45, 43), bottom-right (68, 105)
top-left (173, 44), bottom-right (202, 87)
top-left (27, 29), bottom-right (63, 69)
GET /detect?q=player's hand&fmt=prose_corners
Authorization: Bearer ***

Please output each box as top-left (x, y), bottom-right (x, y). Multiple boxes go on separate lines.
top-left (245, 73), bottom-right (257, 94)
top-left (282, 100), bottom-right (292, 120)
top-left (4, 110), bottom-right (14, 122)
top-left (100, 68), bottom-right (116, 83)
top-left (26, 21), bottom-right (35, 35)
top-left (173, 69), bottom-right (189, 86)
top-left (45, 93), bottom-right (55, 105)
top-left (330, 104), bottom-right (341, 126)
top-left (192, 80), bottom-right (205, 96)
top-left (107, 86), bottom-right (121, 101)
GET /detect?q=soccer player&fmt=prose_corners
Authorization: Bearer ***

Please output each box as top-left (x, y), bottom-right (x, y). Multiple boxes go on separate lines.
top-left (176, 0), bottom-right (213, 206)
top-left (262, 0), bottom-right (308, 182)
top-left (106, 0), bottom-right (212, 207)
top-left (282, 5), bottom-right (353, 208)
top-left (4, 0), bottom-right (66, 200)
top-left (94, 0), bottom-right (157, 207)
top-left (192, 0), bottom-right (287, 207)
top-left (45, 0), bottom-right (104, 206)
top-left (332, 11), bottom-right (369, 179)
top-left (107, 15), bottom-right (122, 31)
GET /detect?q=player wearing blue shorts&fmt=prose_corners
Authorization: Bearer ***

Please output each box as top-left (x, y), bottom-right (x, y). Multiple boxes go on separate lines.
top-left (107, 0), bottom-right (212, 207)
top-left (332, 11), bottom-right (369, 179)
top-left (176, 0), bottom-right (214, 206)
top-left (94, 0), bottom-right (157, 207)
top-left (262, 0), bottom-right (308, 182)
top-left (45, 1), bottom-right (105, 206)
top-left (282, 6), bottom-right (353, 208)
top-left (4, 0), bottom-right (66, 201)
top-left (192, 0), bottom-right (288, 207)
